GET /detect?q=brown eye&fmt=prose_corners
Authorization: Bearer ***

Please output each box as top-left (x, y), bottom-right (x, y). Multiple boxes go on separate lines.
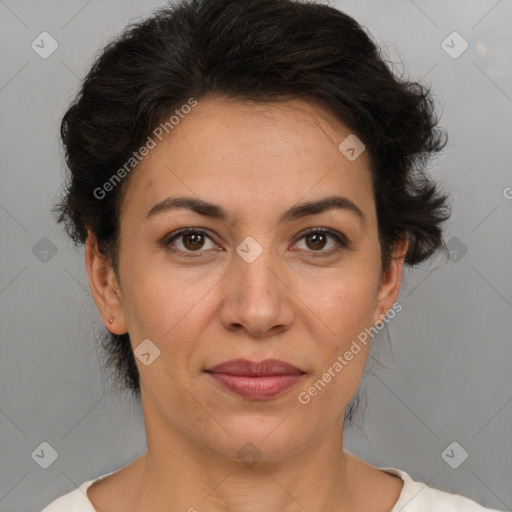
top-left (164, 227), bottom-right (348, 258)
top-left (305, 232), bottom-right (328, 251)
top-left (165, 228), bottom-right (217, 255)
top-left (182, 232), bottom-right (206, 250)
top-left (294, 228), bottom-right (348, 255)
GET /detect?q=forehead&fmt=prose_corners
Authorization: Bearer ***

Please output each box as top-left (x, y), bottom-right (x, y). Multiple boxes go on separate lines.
top-left (121, 95), bottom-right (374, 224)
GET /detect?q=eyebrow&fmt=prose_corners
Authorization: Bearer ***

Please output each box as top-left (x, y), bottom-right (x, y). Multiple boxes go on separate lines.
top-left (145, 195), bottom-right (365, 225)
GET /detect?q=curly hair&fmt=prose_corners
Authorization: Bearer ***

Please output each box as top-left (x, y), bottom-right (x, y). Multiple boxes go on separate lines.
top-left (53, 0), bottom-right (451, 421)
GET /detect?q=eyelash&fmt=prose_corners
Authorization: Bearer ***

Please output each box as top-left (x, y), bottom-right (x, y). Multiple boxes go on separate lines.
top-left (163, 227), bottom-right (349, 258)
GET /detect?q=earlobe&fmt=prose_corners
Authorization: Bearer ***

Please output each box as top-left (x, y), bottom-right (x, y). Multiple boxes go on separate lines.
top-left (84, 231), bottom-right (128, 335)
top-left (374, 236), bottom-right (408, 325)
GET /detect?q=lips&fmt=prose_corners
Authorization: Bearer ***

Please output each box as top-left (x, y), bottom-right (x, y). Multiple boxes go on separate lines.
top-left (205, 358), bottom-right (306, 400)
top-left (205, 358), bottom-right (305, 376)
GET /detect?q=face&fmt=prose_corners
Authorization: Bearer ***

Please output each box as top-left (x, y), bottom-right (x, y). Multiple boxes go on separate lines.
top-left (86, 95), bottom-right (407, 463)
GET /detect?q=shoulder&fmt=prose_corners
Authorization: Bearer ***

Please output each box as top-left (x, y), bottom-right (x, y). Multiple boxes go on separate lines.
top-left (41, 472), bottom-right (113, 512)
top-left (41, 484), bottom-right (94, 512)
top-left (381, 467), bottom-right (505, 512)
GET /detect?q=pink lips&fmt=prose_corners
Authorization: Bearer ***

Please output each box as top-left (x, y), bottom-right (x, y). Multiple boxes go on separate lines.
top-left (205, 358), bottom-right (306, 400)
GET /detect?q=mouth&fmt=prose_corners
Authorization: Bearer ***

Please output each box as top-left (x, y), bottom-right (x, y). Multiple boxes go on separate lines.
top-left (204, 358), bottom-right (306, 400)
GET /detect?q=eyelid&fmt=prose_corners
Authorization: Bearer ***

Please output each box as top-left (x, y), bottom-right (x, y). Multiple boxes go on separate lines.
top-left (163, 227), bottom-right (220, 253)
top-left (163, 226), bottom-right (350, 256)
top-left (296, 227), bottom-right (350, 248)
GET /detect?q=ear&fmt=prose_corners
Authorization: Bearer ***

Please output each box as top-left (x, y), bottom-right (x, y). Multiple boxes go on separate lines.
top-left (373, 236), bottom-right (408, 325)
top-left (85, 230), bottom-right (127, 335)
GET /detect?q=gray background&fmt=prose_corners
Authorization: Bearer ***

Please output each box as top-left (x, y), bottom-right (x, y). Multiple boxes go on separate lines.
top-left (0, 0), bottom-right (511, 510)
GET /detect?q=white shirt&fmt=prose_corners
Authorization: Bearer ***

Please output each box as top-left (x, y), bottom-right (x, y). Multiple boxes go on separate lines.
top-left (41, 466), bottom-right (504, 511)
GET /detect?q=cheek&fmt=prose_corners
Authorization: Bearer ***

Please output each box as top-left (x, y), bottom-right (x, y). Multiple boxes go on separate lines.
top-left (296, 265), bottom-right (379, 343)
top-left (332, 280), bottom-right (378, 341)
top-left (317, 284), bottom-right (375, 373)
top-left (120, 263), bottom-right (218, 347)
top-left (294, 277), bottom-right (377, 416)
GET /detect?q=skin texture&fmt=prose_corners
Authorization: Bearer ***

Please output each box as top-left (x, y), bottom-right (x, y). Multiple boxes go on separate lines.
top-left (85, 95), bottom-right (407, 512)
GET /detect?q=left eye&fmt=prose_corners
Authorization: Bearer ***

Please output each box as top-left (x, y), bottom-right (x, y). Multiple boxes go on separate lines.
top-left (293, 227), bottom-right (348, 255)
top-left (164, 227), bottom-right (348, 256)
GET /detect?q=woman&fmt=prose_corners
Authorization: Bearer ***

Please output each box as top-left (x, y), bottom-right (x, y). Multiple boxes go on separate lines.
top-left (42, 0), bottom-right (504, 510)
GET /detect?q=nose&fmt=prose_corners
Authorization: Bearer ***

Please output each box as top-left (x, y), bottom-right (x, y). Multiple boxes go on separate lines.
top-left (219, 245), bottom-right (295, 339)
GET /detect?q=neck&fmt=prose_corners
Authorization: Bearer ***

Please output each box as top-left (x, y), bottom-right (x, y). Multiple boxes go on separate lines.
top-left (133, 419), bottom-right (357, 512)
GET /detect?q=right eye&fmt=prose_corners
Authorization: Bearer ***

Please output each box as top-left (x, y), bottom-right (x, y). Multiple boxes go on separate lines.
top-left (164, 228), bottom-right (220, 257)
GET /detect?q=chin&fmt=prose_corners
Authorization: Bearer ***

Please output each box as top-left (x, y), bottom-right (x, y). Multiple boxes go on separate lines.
top-left (200, 416), bottom-right (309, 464)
